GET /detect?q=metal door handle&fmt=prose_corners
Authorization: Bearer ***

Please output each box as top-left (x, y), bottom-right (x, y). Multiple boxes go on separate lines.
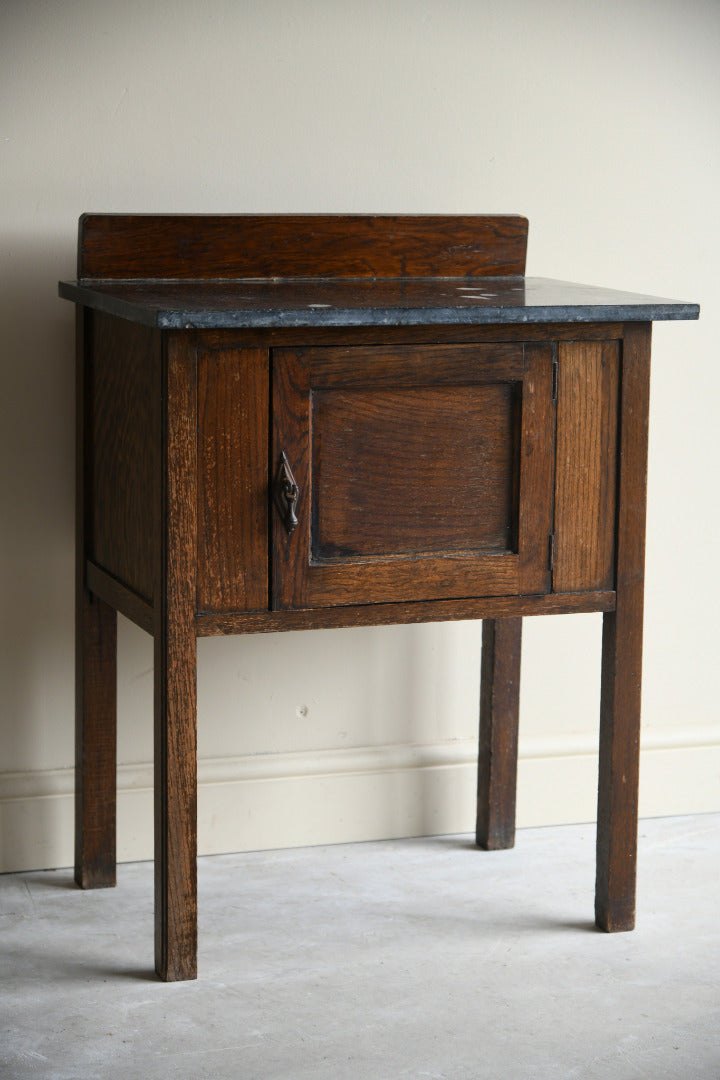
top-left (273, 451), bottom-right (299, 536)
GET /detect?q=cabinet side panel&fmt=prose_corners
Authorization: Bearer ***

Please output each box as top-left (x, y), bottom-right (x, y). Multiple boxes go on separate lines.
top-left (554, 340), bottom-right (619, 592)
top-left (89, 311), bottom-right (161, 603)
top-left (197, 348), bottom-right (269, 612)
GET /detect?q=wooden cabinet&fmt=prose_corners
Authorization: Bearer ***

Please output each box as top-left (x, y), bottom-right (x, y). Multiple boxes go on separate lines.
top-left (60, 214), bottom-right (698, 981)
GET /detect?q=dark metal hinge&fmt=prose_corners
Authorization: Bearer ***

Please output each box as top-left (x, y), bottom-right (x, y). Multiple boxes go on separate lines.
top-left (549, 532), bottom-right (556, 574)
top-left (552, 358), bottom-right (559, 402)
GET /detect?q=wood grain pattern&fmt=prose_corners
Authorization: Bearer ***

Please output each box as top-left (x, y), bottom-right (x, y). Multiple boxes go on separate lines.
top-left (86, 561), bottom-right (154, 636)
top-left (89, 311), bottom-right (161, 602)
top-left (554, 341), bottom-right (619, 592)
top-left (94, 321), bottom-right (628, 352)
top-left (75, 593), bottom-right (117, 888)
top-left (312, 383), bottom-right (517, 559)
top-left (307, 342), bottom-right (526, 387)
top-left (516, 343), bottom-right (555, 593)
top-left (82, 563), bottom-right (615, 638)
top-left (272, 343), bottom-right (554, 609)
top-left (198, 590), bottom-right (615, 636)
top-left (197, 348), bottom-right (269, 612)
top-left (595, 323), bottom-right (652, 933)
top-left (287, 552), bottom-right (527, 608)
top-left (476, 618), bottom-right (522, 850)
top-left (78, 214), bottom-right (528, 280)
top-left (75, 307), bottom-right (118, 890)
top-left (154, 332), bottom-right (198, 981)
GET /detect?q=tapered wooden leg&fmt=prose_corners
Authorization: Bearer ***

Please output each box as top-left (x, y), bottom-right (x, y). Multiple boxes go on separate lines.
top-left (154, 332), bottom-right (198, 981)
top-left (476, 617), bottom-right (522, 850)
top-left (595, 323), bottom-right (651, 932)
top-left (75, 591), bottom-right (117, 888)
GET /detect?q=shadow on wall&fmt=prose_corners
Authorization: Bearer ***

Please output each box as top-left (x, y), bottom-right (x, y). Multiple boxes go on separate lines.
top-left (0, 232), bottom-right (157, 868)
top-left (0, 233), bottom-right (85, 866)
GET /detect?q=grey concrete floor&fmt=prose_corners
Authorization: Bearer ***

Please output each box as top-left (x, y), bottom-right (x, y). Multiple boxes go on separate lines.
top-left (2, 815), bottom-right (719, 1080)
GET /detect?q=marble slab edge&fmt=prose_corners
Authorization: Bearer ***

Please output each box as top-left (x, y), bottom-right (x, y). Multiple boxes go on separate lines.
top-left (58, 281), bottom-right (700, 329)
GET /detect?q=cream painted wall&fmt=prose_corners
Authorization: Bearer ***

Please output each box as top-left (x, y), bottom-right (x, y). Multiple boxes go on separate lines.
top-left (1, 0), bottom-right (718, 872)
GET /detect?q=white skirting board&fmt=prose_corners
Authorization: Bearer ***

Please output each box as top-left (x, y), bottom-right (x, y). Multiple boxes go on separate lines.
top-left (1, 728), bottom-right (718, 873)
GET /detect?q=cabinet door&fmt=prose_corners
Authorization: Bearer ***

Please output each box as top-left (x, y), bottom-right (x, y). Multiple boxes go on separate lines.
top-left (272, 343), bottom-right (554, 609)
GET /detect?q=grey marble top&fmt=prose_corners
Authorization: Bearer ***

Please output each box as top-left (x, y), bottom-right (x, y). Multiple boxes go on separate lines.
top-left (58, 276), bottom-right (699, 329)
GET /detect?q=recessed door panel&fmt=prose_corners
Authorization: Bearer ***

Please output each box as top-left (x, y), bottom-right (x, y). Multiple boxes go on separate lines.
top-left (312, 382), bottom-right (519, 560)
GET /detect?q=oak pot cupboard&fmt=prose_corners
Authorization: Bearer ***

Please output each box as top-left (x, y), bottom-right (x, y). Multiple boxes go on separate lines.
top-left (59, 214), bottom-right (699, 980)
